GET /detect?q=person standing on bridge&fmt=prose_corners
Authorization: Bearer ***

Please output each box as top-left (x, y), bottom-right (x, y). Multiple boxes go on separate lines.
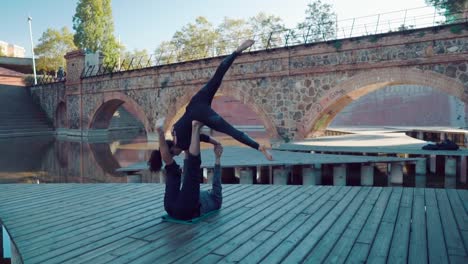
top-left (148, 39), bottom-right (272, 173)
top-left (150, 120), bottom-right (223, 220)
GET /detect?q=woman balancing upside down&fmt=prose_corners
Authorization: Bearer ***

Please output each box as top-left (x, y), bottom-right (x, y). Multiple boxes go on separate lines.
top-left (150, 120), bottom-right (223, 220)
top-left (148, 39), bottom-right (273, 173)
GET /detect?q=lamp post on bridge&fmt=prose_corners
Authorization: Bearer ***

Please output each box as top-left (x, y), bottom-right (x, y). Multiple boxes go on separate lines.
top-left (27, 16), bottom-right (37, 85)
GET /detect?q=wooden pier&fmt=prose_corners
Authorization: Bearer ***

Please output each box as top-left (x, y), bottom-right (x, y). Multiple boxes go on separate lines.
top-left (277, 141), bottom-right (468, 185)
top-left (0, 184), bottom-right (467, 263)
top-left (117, 146), bottom-right (424, 186)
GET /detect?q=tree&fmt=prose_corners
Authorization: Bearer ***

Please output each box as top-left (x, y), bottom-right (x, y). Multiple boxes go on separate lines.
top-left (216, 17), bottom-right (252, 54)
top-left (34, 27), bottom-right (77, 75)
top-left (120, 49), bottom-right (150, 70)
top-left (296, 0), bottom-right (337, 43)
top-left (248, 12), bottom-right (286, 48)
top-left (426, 0), bottom-right (467, 22)
top-left (73, 0), bottom-right (120, 65)
top-left (154, 41), bottom-right (178, 65)
top-left (171, 16), bottom-right (219, 61)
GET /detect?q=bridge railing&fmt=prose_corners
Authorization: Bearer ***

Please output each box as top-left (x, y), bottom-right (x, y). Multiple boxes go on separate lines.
top-left (81, 5), bottom-right (467, 78)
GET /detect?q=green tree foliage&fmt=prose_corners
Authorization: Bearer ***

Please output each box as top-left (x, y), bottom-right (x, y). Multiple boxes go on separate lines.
top-left (73, 0), bottom-right (120, 65)
top-left (152, 1), bottom-right (336, 64)
top-left (248, 12), bottom-right (286, 48)
top-left (154, 41), bottom-right (177, 65)
top-left (120, 49), bottom-right (150, 70)
top-left (295, 0), bottom-right (337, 43)
top-left (216, 17), bottom-right (252, 54)
top-left (34, 27), bottom-right (76, 75)
top-left (171, 16), bottom-right (219, 61)
top-left (425, 0), bottom-right (467, 22)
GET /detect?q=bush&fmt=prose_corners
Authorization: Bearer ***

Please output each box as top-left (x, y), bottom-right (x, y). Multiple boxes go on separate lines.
top-left (23, 75), bottom-right (36, 86)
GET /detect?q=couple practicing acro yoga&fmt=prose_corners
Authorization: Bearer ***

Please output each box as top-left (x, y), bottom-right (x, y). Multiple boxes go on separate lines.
top-left (148, 39), bottom-right (273, 220)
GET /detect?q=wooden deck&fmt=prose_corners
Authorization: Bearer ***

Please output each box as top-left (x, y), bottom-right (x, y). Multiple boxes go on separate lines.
top-left (277, 142), bottom-right (468, 156)
top-left (0, 184), bottom-right (467, 263)
top-left (117, 146), bottom-right (423, 173)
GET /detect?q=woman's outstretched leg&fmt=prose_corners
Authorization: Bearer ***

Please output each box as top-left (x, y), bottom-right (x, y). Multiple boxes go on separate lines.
top-left (193, 106), bottom-right (273, 160)
top-left (189, 40), bottom-right (255, 106)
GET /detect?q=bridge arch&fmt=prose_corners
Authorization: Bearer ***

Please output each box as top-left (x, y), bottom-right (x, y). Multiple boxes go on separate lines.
top-left (164, 86), bottom-right (280, 140)
top-left (300, 68), bottom-right (466, 138)
top-left (88, 92), bottom-right (150, 133)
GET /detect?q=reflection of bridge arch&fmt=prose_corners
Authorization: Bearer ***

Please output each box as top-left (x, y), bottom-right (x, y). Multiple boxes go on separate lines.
top-left (88, 92), bottom-right (150, 132)
top-left (55, 101), bottom-right (67, 128)
top-left (300, 68), bottom-right (466, 138)
top-left (89, 143), bottom-right (121, 175)
top-left (165, 87), bottom-right (280, 139)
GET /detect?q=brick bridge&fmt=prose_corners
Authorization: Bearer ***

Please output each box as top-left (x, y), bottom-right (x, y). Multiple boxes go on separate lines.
top-left (31, 24), bottom-right (468, 142)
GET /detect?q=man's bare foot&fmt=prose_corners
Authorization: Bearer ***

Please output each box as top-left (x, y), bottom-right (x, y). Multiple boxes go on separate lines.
top-left (155, 117), bottom-right (165, 133)
top-left (192, 120), bottom-right (204, 130)
top-left (259, 145), bottom-right (273, 161)
top-left (236, 39), bottom-right (255, 53)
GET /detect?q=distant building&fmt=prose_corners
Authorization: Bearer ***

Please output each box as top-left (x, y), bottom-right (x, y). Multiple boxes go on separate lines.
top-left (0, 67), bottom-right (26, 86)
top-left (0, 41), bottom-right (26, 58)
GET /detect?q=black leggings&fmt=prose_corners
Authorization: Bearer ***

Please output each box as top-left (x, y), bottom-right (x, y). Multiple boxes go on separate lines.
top-left (187, 52), bottom-right (260, 150)
top-left (164, 155), bottom-right (201, 220)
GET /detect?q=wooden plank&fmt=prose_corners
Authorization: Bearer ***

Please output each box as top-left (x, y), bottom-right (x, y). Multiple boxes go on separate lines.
top-left (277, 143), bottom-right (468, 156)
top-left (111, 185), bottom-right (298, 263)
top-left (235, 187), bottom-right (333, 264)
top-left (100, 185), bottom-right (293, 264)
top-left (345, 187), bottom-right (392, 263)
top-left (324, 187), bottom-right (382, 264)
top-left (261, 188), bottom-right (358, 264)
top-left (8, 184), bottom-right (154, 230)
top-left (366, 188), bottom-right (403, 263)
top-left (19, 193), bottom-right (166, 255)
top-left (303, 187), bottom-right (371, 263)
top-left (387, 188), bottom-right (413, 263)
top-left (446, 189), bottom-right (468, 253)
top-left (153, 186), bottom-right (305, 264)
top-left (409, 188), bottom-right (428, 264)
top-left (22, 199), bottom-right (166, 263)
top-left (194, 253), bottom-right (224, 264)
top-left (457, 189), bottom-right (468, 214)
top-left (214, 230), bottom-right (275, 264)
top-left (435, 189), bottom-right (467, 258)
top-left (119, 146), bottom-right (423, 173)
top-left (0, 185), bottom-right (464, 264)
top-left (0, 184), bottom-right (113, 215)
top-left (75, 186), bottom-right (268, 263)
top-left (354, 188), bottom-right (393, 244)
top-left (69, 185), bottom-right (251, 264)
top-left (211, 189), bottom-right (316, 258)
top-left (2, 184), bottom-right (147, 227)
top-left (24, 184), bottom-right (260, 261)
top-left (14, 185), bottom-right (162, 242)
top-left (344, 242), bottom-right (369, 264)
top-left (425, 188), bottom-right (449, 264)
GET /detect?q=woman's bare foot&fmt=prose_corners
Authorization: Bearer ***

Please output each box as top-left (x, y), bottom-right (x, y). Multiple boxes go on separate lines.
top-left (259, 145), bottom-right (273, 161)
top-left (236, 39), bottom-right (255, 53)
top-left (155, 117), bottom-right (165, 133)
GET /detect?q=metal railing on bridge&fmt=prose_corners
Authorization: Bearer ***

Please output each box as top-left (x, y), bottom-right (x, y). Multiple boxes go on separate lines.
top-left (80, 5), bottom-right (466, 79)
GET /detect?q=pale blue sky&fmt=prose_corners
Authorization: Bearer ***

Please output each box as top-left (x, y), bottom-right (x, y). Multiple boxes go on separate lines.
top-left (1, 0), bottom-right (431, 57)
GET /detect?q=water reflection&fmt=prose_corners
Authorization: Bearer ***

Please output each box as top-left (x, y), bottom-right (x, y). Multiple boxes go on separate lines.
top-left (0, 134), bottom-right (465, 189)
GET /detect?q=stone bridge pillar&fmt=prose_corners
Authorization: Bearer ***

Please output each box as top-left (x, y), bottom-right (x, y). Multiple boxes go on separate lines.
top-left (64, 50), bottom-right (85, 84)
top-left (63, 50), bottom-right (86, 136)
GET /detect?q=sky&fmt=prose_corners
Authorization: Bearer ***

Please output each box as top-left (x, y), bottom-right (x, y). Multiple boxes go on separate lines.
top-left (1, 0), bottom-right (433, 57)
